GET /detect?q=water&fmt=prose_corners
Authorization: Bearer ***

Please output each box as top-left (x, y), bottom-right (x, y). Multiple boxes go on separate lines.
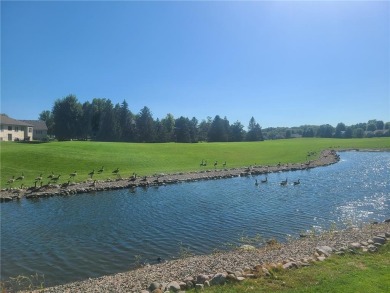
top-left (1, 151), bottom-right (389, 286)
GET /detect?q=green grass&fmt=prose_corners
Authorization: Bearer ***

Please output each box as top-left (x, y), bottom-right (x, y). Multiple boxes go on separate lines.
top-left (190, 243), bottom-right (390, 293)
top-left (1, 138), bottom-right (389, 188)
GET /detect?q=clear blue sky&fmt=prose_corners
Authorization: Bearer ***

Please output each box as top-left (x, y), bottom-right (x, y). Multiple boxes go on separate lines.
top-left (1, 1), bottom-right (389, 128)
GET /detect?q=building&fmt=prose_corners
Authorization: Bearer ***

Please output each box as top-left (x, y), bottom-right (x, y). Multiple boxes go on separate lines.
top-left (21, 120), bottom-right (48, 141)
top-left (0, 115), bottom-right (49, 142)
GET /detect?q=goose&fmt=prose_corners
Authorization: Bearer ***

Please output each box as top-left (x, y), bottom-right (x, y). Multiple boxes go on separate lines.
top-left (35, 174), bottom-right (43, 182)
top-left (51, 174), bottom-right (61, 182)
top-left (261, 177), bottom-right (268, 183)
top-left (280, 178), bottom-right (288, 186)
top-left (97, 166), bottom-right (104, 174)
top-left (15, 173), bottom-right (24, 181)
top-left (7, 176), bottom-right (15, 185)
top-left (112, 168), bottom-right (120, 177)
top-left (88, 169), bottom-right (95, 178)
top-left (255, 179), bottom-right (259, 186)
top-left (47, 171), bottom-right (54, 179)
top-left (293, 179), bottom-right (300, 185)
top-left (69, 171), bottom-right (77, 179)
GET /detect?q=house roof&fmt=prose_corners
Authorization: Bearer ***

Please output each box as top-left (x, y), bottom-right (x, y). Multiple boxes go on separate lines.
top-left (0, 114), bottom-right (33, 127)
top-left (21, 120), bottom-right (48, 130)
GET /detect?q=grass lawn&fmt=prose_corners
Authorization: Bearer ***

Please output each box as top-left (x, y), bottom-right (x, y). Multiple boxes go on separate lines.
top-left (189, 243), bottom-right (390, 293)
top-left (1, 138), bottom-right (389, 188)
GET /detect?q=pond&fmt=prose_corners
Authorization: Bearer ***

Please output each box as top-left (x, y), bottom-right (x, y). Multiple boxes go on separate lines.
top-left (1, 151), bottom-right (389, 287)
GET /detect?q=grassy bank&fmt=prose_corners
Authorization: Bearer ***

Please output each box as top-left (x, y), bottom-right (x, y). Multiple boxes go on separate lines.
top-left (1, 138), bottom-right (389, 188)
top-left (190, 243), bottom-right (390, 293)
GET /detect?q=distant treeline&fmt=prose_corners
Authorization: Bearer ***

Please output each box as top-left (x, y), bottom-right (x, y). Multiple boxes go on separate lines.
top-left (39, 95), bottom-right (390, 142)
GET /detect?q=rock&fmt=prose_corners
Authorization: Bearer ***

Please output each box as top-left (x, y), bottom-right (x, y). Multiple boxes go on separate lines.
top-left (372, 236), bottom-right (386, 245)
top-left (227, 274), bottom-right (237, 281)
top-left (349, 242), bottom-right (362, 249)
top-left (367, 244), bottom-right (378, 252)
top-left (204, 280), bottom-right (210, 287)
top-left (282, 262), bottom-right (298, 270)
top-left (239, 245), bottom-right (256, 251)
top-left (196, 274), bottom-right (209, 284)
top-left (316, 246), bottom-right (333, 257)
top-left (141, 291), bottom-right (149, 293)
top-left (166, 281), bottom-right (181, 292)
top-left (237, 276), bottom-right (246, 282)
top-left (152, 289), bottom-right (163, 293)
top-left (149, 282), bottom-right (162, 291)
top-left (178, 281), bottom-right (186, 290)
top-left (210, 273), bottom-right (228, 286)
top-left (317, 256), bottom-right (326, 262)
top-left (244, 273), bottom-right (255, 278)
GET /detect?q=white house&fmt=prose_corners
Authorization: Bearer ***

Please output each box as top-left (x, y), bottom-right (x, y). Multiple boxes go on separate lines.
top-left (21, 120), bottom-right (48, 141)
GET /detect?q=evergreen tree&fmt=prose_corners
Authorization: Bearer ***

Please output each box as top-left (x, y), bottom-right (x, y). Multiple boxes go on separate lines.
top-left (208, 115), bottom-right (229, 142)
top-left (52, 94), bottom-right (83, 140)
top-left (136, 106), bottom-right (155, 142)
top-left (246, 117), bottom-right (263, 141)
top-left (229, 121), bottom-right (245, 141)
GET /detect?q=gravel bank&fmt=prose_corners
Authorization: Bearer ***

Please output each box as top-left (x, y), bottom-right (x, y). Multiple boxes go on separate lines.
top-left (29, 221), bottom-right (389, 293)
top-left (1, 149), bottom-right (339, 202)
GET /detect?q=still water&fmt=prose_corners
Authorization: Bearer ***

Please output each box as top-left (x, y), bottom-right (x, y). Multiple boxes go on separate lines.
top-left (1, 151), bottom-right (389, 286)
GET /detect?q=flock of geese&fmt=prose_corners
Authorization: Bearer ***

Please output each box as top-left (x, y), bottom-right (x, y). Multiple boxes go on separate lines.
top-left (255, 177), bottom-right (300, 186)
top-left (6, 160), bottom-right (302, 190)
top-left (6, 166), bottom-right (122, 188)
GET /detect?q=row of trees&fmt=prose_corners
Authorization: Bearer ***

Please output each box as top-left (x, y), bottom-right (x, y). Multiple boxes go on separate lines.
top-left (262, 119), bottom-right (390, 140)
top-left (39, 95), bottom-right (389, 142)
top-left (39, 95), bottom-right (264, 142)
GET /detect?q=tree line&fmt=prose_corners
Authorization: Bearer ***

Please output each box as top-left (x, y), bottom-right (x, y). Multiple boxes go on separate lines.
top-left (39, 94), bottom-right (389, 142)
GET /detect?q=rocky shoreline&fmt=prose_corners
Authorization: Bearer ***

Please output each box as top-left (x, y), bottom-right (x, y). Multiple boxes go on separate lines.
top-left (0, 149), bottom-right (340, 202)
top-left (29, 221), bottom-right (389, 293)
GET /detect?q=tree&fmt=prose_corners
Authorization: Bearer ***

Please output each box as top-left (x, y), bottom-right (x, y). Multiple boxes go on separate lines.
top-left (376, 120), bottom-right (384, 130)
top-left (366, 123), bottom-right (377, 132)
top-left (96, 99), bottom-right (118, 141)
top-left (208, 115), bottom-right (229, 142)
top-left (246, 117), bottom-right (263, 141)
top-left (189, 117), bottom-right (199, 142)
top-left (334, 122), bottom-right (346, 138)
top-left (52, 94), bottom-right (83, 140)
top-left (285, 129), bottom-right (292, 139)
top-left (198, 117), bottom-right (212, 141)
top-left (353, 128), bottom-right (365, 138)
top-left (38, 110), bottom-right (54, 136)
top-left (316, 124), bottom-right (334, 138)
top-left (161, 113), bottom-right (175, 142)
top-left (174, 116), bottom-right (192, 143)
top-left (229, 121), bottom-right (245, 142)
top-left (344, 127), bottom-right (353, 138)
top-left (302, 127), bottom-right (315, 137)
top-left (136, 106), bottom-right (155, 142)
top-left (118, 100), bottom-right (136, 142)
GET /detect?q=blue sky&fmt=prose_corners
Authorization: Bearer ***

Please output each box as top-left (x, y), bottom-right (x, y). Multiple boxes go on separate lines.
top-left (1, 1), bottom-right (389, 128)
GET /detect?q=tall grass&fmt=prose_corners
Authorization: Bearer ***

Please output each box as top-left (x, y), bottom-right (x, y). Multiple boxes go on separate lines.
top-left (1, 138), bottom-right (389, 188)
